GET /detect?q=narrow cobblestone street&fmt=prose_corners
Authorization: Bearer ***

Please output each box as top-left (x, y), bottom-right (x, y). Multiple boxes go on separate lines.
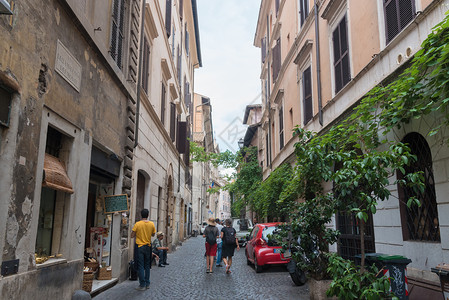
top-left (93, 236), bottom-right (310, 300)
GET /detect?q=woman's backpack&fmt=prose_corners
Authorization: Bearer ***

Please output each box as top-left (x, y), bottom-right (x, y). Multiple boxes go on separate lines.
top-left (205, 227), bottom-right (217, 245)
top-left (224, 227), bottom-right (236, 245)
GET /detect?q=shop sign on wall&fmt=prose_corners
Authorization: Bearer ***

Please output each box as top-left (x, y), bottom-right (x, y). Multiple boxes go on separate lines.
top-left (55, 39), bottom-right (82, 92)
top-left (104, 194), bottom-right (129, 214)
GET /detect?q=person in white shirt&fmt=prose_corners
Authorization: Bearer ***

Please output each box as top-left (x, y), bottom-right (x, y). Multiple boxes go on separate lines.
top-left (215, 219), bottom-right (224, 267)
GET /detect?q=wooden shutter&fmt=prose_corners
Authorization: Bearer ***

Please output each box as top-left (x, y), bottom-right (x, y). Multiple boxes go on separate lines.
top-left (261, 37), bottom-right (266, 63)
top-left (279, 106), bottom-right (284, 150)
top-left (170, 103), bottom-right (176, 141)
top-left (177, 46), bottom-right (182, 84)
top-left (303, 66), bottom-right (313, 124)
top-left (185, 27), bottom-right (189, 56)
top-left (141, 37), bottom-right (150, 94)
top-left (272, 38), bottom-right (281, 82)
top-left (177, 121), bottom-right (187, 153)
top-left (266, 134), bottom-right (269, 166)
top-left (299, 0), bottom-right (309, 27)
top-left (333, 15), bottom-right (350, 93)
top-left (165, 0), bottom-right (172, 37)
top-left (111, 0), bottom-right (125, 69)
top-left (161, 83), bottom-right (166, 125)
top-left (384, 0), bottom-right (415, 44)
top-left (179, 0), bottom-right (184, 20)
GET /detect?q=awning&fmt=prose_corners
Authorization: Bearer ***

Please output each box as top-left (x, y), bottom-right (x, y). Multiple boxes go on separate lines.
top-left (42, 153), bottom-right (74, 194)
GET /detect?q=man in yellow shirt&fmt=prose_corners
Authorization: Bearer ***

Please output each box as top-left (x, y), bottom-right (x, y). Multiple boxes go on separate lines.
top-left (131, 209), bottom-right (156, 290)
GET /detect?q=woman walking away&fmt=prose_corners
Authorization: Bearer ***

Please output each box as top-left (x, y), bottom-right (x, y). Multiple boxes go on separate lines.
top-left (221, 218), bottom-right (240, 274)
top-left (203, 217), bottom-right (219, 273)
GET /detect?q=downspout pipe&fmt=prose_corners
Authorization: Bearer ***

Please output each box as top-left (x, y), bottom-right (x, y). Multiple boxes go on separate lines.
top-left (315, 0), bottom-right (323, 126)
top-left (134, 0), bottom-right (146, 148)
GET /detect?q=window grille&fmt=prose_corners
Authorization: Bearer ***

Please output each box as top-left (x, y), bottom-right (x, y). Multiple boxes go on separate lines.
top-left (384, 0), bottom-right (415, 44)
top-left (398, 132), bottom-right (440, 242)
top-left (337, 211), bottom-right (376, 262)
top-left (110, 0), bottom-right (124, 69)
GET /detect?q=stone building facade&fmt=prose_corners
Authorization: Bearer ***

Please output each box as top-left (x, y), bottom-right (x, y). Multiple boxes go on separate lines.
top-left (0, 0), bottom-right (201, 298)
top-left (254, 0), bottom-right (449, 297)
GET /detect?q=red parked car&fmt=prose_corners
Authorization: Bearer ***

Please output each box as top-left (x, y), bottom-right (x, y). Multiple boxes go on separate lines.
top-left (245, 222), bottom-right (290, 273)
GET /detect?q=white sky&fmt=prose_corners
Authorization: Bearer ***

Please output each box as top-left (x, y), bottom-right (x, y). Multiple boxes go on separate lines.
top-left (195, 0), bottom-right (262, 153)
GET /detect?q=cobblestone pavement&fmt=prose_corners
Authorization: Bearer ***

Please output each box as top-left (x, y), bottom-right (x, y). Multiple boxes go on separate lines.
top-left (93, 236), bottom-right (310, 300)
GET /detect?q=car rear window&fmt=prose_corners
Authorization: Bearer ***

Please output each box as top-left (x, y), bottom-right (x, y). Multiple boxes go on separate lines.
top-left (262, 226), bottom-right (281, 246)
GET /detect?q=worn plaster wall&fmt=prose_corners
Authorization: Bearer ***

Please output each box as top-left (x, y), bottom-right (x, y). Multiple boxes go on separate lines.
top-left (0, 0), bottom-right (134, 294)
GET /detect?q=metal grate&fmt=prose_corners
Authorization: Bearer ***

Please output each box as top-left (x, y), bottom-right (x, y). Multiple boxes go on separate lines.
top-left (398, 133), bottom-right (440, 242)
top-left (384, 0), bottom-right (415, 44)
top-left (337, 211), bottom-right (376, 262)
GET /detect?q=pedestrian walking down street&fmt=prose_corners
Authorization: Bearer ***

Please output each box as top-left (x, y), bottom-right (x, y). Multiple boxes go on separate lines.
top-left (215, 218), bottom-right (223, 267)
top-left (203, 217), bottom-right (219, 273)
top-left (131, 209), bottom-right (156, 291)
top-left (221, 218), bottom-right (240, 274)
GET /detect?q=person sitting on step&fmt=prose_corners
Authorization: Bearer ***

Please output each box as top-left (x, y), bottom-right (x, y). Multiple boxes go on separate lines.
top-left (152, 232), bottom-right (169, 267)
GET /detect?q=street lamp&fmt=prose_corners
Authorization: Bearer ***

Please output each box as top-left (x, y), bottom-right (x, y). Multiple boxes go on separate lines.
top-left (238, 138), bottom-right (244, 149)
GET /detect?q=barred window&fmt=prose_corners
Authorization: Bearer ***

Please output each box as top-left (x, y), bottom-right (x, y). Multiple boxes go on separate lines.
top-left (398, 132), bottom-right (440, 242)
top-left (384, 0), bottom-right (415, 44)
top-left (110, 0), bottom-right (125, 69)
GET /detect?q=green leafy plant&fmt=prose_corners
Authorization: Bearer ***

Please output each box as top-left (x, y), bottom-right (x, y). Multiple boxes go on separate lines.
top-left (326, 253), bottom-right (398, 300)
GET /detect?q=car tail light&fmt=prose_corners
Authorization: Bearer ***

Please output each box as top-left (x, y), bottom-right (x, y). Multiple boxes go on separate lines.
top-left (255, 238), bottom-right (267, 246)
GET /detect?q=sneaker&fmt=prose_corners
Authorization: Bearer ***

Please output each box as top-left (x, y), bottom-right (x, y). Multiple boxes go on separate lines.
top-left (158, 264), bottom-right (165, 267)
top-left (135, 286), bottom-right (146, 291)
top-left (146, 285), bottom-right (150, 290)
top-left (216, 264), bottom-right (222, 267)
top-left (163, 262), bottom-right (169, 265)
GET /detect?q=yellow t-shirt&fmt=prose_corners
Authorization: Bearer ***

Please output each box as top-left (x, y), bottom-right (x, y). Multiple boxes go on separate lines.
top-left (132, 220), bottom-right (156, 248)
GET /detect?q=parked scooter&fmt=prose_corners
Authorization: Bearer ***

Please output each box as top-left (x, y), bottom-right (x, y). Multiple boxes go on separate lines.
top-left (281, 231), bottom-right (307, 286)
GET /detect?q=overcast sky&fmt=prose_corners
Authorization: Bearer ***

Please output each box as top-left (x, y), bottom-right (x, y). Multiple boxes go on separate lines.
top-left (195, 0), bottom-right (262, 153)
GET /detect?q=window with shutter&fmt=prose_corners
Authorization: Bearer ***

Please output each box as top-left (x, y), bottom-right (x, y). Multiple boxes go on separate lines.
top-left (279, 106), bottom-right (284, 150)
top-left (141, 37), bottom-right (150, 94)
top-left (170, 102), bottom-right (176, 141)
top-left (303, 66), bottom-right (313, 124)
top-left (261, 37), bottom-right (266, 63)
top-left (165, 0), bottom-right (172, 38)
top-left (177, 46), bottom-right (182, 84)
top-left (266, 134), bottom-right (269, 166)
top-left (179, 0), bottom-right (184, 20)
top-left (110, 0), bottom-right (125, 69)
top-left (299, 0), bottom-right (309, 27)
top-left (177, 121), bottom-right (187, 153)
top-left (332, 15), bottom-right (350, 94)
top-left (185, 25), bottom-right (189, 56)
top-left (272, 38), bottom-right (281, 82)
top-left (384, 0), bottom-right (415, 44)
top-left (161, 83), bottom-right (166, 125)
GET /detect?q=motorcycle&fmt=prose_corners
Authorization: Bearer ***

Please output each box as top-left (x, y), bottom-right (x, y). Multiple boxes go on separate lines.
top-left (281, 231), bottom-right (307, 286)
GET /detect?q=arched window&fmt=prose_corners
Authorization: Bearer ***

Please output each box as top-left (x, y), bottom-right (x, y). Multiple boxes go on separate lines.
top-left (398, 132), bottom-right (440, 242)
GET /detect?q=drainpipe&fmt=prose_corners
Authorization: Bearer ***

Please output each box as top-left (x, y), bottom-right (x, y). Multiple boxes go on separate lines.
top-left (315, 0), bottom-right (323, 126)
top-left (266, 14), bottom-right (273, 170)
top-left (134, 0), bottom-right (146, 148)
